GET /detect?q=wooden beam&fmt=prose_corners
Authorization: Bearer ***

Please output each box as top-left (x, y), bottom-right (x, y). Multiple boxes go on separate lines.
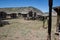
top-left (47, 0), bottom-right (53, 40)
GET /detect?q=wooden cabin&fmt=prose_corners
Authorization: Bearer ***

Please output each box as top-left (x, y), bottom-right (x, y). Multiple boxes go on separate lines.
top-left (18, 13), bottom-right (21, 17)
top-left (53, 6), bottom-right (60, 40)
top-left (27, 10), bottom-right (33, 20)
top-left (0, 11), bottom-right (7, 20)
top-left (53, 6), bottom-right (60, 32)
top-left (33, 12), bottom-right (37, 20)
top-left (10, 13), bottom-right (17, 18)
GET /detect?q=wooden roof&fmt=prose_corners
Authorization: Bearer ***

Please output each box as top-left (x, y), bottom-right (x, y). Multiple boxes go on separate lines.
top-left (53, 6), bottom-right (60, 15)
top-left (53, 6), bottom-right (60, 13)
top-left (53, 6), bottom-right (60, 9)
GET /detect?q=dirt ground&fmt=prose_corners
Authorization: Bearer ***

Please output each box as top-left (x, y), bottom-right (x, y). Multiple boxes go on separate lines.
top-left (0, 17), bottom-right (57, 40)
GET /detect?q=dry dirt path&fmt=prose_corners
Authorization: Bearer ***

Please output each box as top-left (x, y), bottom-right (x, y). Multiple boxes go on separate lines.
top-left (0, 18), bottom-right (56, 40)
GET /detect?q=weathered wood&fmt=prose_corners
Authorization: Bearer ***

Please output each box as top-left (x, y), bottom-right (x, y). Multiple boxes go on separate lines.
top-left (0, 11), bottom-right (7, 20)
top-left (53, 6), bottom-right (60, 32)
top-left (18, 13), bottom-right (21, 17)
top-left (33, 12), bottom-right (37, 20)
top-left (53, 6), bottom-right (60, 40)
top-left (10, 13), bottom-right (17, 18)
top-left (27, 10), bottom-right (33, 20)
top-left (47, 0), bottom-right (53, 40)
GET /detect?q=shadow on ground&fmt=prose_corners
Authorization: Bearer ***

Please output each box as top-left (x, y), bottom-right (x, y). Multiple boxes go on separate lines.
top-left (0, 20), bottom-right (10, 27)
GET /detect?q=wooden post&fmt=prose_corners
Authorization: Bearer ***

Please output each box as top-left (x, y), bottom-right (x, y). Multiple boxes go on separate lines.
top-left (47, 0), bottom-right (53, 40)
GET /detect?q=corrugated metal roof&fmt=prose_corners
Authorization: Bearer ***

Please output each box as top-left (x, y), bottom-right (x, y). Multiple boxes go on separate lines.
top-left (44, 11), bottom-right (57, 16)
top-left (53, 6), bottom-right (60, 9)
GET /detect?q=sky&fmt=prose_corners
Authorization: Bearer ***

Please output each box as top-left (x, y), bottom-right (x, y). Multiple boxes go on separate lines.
top-left (0, 0), bottom-right (60, 12)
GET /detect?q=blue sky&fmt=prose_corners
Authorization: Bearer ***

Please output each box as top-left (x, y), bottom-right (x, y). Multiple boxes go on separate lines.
top-left (0, 0), bottom-right (60, 12)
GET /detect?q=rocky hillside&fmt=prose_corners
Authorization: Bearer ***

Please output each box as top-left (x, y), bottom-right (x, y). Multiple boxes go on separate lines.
top-left (0, 6), bottom-right (43, 15)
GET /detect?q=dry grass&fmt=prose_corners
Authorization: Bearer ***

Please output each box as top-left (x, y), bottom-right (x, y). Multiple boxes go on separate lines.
top-left (0, 17), bottom-right (57, 40)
